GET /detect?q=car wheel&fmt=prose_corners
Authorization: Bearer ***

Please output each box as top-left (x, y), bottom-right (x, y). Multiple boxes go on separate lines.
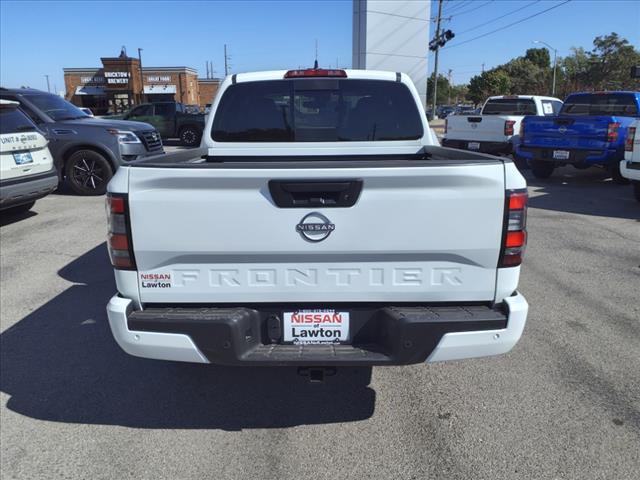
top-left (179, 126), bottom-right (202, 147)
top-left (4, 201), bottom-right (35, 215)
top-left (530, 160), bottom-right (555, 179)
top-left (608, 161), bottom-right (630, 185)
top-left (633, 181), bottom-right (640, 202)
top-left (65, 150), bottom-right (113, 195)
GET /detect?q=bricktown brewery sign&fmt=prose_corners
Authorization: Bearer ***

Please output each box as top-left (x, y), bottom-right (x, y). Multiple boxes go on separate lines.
top-left (105, 71), bottom-right (130, 84)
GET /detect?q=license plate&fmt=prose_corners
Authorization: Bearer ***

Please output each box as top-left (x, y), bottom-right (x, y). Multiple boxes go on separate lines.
top-left (468, 142), bottom-right (480, 150)
top-left (13, 152), bottom-right (33, 165)
top-left (283, 309), bottom-right (350, 344)
top-left (553, 150), bottom-right (570, 160)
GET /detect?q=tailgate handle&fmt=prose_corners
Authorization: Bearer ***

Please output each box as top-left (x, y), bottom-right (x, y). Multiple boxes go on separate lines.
top-left (467, 116), bottom-right (482, 123)
top-left (268, 179), bottom-right (363, 208)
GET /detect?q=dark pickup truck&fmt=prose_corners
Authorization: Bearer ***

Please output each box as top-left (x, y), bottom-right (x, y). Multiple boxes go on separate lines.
top-left (516, 91), bottom-right (640, 182)
top-left (116, 101), bottom-right (205, 147)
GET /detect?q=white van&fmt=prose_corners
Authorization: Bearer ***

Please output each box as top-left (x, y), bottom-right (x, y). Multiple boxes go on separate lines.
top-left (0, 99), bottom-right (57, 213)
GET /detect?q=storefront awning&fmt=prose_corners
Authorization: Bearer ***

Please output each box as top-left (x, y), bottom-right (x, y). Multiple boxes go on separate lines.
top-left (75, 86), bottom-right (106, 96)
top-left (144, 84), bottom-right (177, 94)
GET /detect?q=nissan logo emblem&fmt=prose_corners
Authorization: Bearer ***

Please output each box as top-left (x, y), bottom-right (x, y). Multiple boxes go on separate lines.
top-left (558, 126), bottom-right (567, 134)
top-left (296, 212), bottom-right (335, 242)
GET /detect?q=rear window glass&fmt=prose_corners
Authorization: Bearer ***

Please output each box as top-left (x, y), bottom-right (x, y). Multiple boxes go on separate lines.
top-left (482, 98), bottom-right (537, 115)
top-left (560, 94), bottom-right (639, 116)
top-left (211, 79), bottom-right (424, 142)
top-left (0, 106), bottom-right (37, 135)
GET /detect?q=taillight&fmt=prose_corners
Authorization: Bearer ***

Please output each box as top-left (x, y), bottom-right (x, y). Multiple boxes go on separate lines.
top-left (499, 189), bottom-right (528, 268)
top-left (284, 69), bottom-right (347, 78)
top-left (504, 120), bottom-right (516, 136)
top-left (607, 122), bottom-right (620, 143)
top-left (106, 193), bottom-right (136, 270)
top-left (625, 127), bottom-right (636, 152)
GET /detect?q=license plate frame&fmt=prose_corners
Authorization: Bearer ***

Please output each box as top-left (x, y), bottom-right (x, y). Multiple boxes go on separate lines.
top-left (468, 141), bottom-right (480, 151)
top-left (13, 152), bottom-right (33, 165)
top-left (553, 149), bottom-right (570, 160)
top-left (283, 309), bottom-right (350, 345)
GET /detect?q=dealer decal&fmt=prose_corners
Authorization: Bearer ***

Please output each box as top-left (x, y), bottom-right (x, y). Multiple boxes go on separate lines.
top-left (283, 309), bottom-right (350, 344)
top-left (140, 272), bottom-right (172, 289)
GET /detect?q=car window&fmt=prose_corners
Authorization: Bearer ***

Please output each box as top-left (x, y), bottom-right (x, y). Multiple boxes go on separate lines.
top-left (482, 98), bottom-right (537, 115)
top-left (0, 106), bottom-right (38, 134)
top-left (130, 105), bottom-right (153, 117)
top-left (541, 100), bottom-right (562, 116)
top-left (212, 79), bottom-right (424, 142)
top-left (560, 94), bottom-right (639, 116)
top-left (22, 93), bottom-right (88, 121)
top-left (154, 103), bottom-right (174, 116)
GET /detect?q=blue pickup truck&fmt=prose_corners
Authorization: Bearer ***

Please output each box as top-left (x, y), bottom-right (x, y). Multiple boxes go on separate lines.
top-left (516, 91), bottom-right (640, 182)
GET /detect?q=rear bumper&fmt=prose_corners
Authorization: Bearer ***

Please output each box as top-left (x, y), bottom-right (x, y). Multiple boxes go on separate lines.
top-left (106, 293), bottom-right (529, 366)
top-left (620, 160), bottom-right (640, 181)
top-left (442, 139), bottom-right (512, 155)
top-left (516, 146), bottom-right (619, 165)
top-left (0, 169), bottom-right (58, 209)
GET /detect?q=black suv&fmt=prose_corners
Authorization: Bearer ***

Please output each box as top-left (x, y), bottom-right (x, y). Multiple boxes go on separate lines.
top-left (0, 88), bottom-right (164, 195)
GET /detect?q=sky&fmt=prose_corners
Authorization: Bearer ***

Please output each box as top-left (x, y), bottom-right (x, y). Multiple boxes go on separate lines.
top-left (0, 0), bottom-right (639, 94)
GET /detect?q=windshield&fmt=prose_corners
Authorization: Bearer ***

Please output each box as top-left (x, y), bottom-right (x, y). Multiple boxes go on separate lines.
top-left (482, 98), bottom-right (537, 115)
top-left (560, 93), bottom-right (639, 116)
top-left (23, 93), bottom-right (89, 121)
top-left (212, 79), bottom-right (424, 142)
top-left (0, 107), bottom-right (38, 134)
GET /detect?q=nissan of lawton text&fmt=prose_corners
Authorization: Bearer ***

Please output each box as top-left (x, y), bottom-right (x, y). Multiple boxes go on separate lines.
top-left (105, 68), bottom-right (529, 370)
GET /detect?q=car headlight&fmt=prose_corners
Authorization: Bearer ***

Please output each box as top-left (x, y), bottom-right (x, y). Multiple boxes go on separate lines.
top-left (107, 129), bottom-right (141, 144)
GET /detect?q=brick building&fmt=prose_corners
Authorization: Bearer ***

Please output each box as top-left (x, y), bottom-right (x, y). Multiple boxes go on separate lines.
top-left (64, 49), bottom-right (220, 115)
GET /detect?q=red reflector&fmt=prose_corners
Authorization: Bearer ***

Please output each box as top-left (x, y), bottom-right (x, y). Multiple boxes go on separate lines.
top-left (284, 69), bottom-right (347, 78)
top-left (501, 252), bottom-right (523, 267)
top-left (108, 196), bottom-right (125, 214)
top-left (506, 231), bottom-right (526, 248)
top-left (509, 191), bottom-right (528, 210)
top-left (109, 233), bottom-right (129, 250)
top-left (112, 256), bottom-right (134, 268)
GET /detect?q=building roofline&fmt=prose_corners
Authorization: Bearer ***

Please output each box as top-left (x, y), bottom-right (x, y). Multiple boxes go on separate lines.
top-left (142, 67), bottom-right (198, 74)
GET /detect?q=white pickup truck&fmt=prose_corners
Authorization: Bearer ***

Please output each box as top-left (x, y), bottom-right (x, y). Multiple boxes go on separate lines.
top-left (443, 95), bottom-right (563, 155)
top-left (621, 119), bottom-right (640, 201)
top-left (105, 69), bottom-right (529, 369)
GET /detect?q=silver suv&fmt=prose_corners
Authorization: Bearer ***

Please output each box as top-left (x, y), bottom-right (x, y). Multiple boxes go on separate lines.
top-left (0, 88), bottom-right (164, 195)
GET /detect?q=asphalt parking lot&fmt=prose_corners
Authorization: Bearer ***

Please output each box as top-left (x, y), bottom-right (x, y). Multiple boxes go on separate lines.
top-left (1, 165), bottom-right (639, 480)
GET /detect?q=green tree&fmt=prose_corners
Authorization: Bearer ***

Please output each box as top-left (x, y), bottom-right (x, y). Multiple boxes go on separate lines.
top-left (467, 70), bottom-right (511, 104)
top-left (426, 73), bottom-right (452, 105)
top-left (588, 32), bottom-right (640, 90)
top-left (524, 48), bottom-right (551, 69)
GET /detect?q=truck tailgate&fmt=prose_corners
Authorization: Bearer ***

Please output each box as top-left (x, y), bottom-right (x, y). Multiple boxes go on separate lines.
top-left (446, 115), bottom-right (511, 142)
top-left (523, 115), bottom-right (611, 149)
top-left (128, 163), bottom-right (505, 304)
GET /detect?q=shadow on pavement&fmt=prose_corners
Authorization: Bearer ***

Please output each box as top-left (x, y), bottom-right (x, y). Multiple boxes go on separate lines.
top-left (0, 244), bottom-right (375, 430)
top-left (523, 166), bottom-right (640, 220)
top-left (0, 208), bottom-right (37, 226)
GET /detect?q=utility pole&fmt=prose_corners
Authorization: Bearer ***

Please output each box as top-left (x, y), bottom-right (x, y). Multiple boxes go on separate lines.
top-left (206, 62), bottom-right (209, 79)
top-left (138, 48), bottom-right (144, 104)
top-left (447, 69), bottom-right (452, 105)
top-left (44, 75), bottom-right (50, 93)
top-left (224, 44), bottom-right (229, 76)
top-left (315, 39), bottom-right (318, 65)
top-left (481, 63), bottom-right (485, 73)
top-left (431, 0), bottom-right (443, 118)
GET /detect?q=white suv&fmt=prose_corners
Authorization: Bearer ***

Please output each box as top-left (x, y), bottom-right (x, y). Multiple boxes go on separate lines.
top-left (0, 100), bottom-right (57, 213)
top-left (621, 120), bottom-right (640, 202)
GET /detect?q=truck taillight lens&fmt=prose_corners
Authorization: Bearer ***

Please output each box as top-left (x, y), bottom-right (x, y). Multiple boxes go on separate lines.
top-left (607, 122), bottom-right (620, 143)
top-left (626, 127), bottom-right (636, 152)
top-left (504, 120), bottom-right (516, 136)
top-left (106, 193), bottom-right (136, 270)
top-left (499, 189), bottom-right (528, 268)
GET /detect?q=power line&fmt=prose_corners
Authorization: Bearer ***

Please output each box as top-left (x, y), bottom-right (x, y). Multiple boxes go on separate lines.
top-left (443, 0), bottom-right (572, 50)
top-left (442, 0), bottom-right (474, 15)
top-left (455, 0), bottom-right (541, 36)
top-left (449, 1), bottom-right (494, 18)
top-left (369, 9), bottom-right (428, 22)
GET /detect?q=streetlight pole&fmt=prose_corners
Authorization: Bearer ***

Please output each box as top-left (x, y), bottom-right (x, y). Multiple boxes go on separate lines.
top-left (44, 75), bottom-right (50, 93)
top-left (138, 48), bottom-right (145, 104)
top-left (533, 40), bottom-right (557, 96)
top-left (431, 0), bottom-right (444, 118)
